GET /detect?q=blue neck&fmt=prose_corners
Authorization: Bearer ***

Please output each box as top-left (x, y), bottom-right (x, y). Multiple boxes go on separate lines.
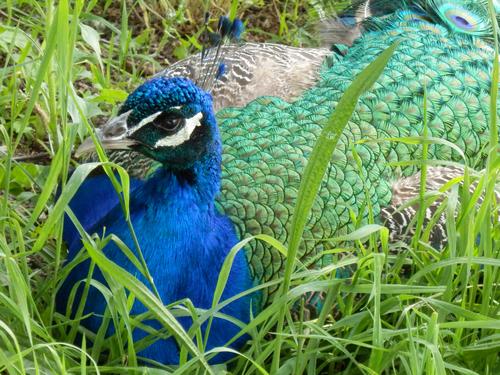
top-left (163, 136), bottom-right (222, 206)
top-left (128, 136), bottom-right (257, 362)
top-left (132, 135), bottom-right (226, 287)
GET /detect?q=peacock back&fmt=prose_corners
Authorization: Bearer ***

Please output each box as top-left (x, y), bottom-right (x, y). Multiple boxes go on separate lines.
top-left (216, 6), bottom-right (498, 304)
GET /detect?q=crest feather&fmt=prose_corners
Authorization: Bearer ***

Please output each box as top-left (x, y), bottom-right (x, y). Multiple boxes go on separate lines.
top-left (198, 15), bottom-right (244, 93)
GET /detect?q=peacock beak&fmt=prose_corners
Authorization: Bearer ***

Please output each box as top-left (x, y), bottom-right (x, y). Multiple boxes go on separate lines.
top-left (75, 110), bottom-right (138, 157)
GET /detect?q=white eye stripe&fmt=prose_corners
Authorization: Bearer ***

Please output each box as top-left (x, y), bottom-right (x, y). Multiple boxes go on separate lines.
top-left (154, 112), bottom-right (203, 148)
top-left (129, 110), bottom-right (164, 134)
top-left (129, 106), bottom-right (183, 135)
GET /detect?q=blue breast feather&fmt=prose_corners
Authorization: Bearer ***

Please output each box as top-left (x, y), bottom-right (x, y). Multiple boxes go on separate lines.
top-left (60, 167), bottom-right (260, 364)
top-left (62, 173), bottom-right (144, 251)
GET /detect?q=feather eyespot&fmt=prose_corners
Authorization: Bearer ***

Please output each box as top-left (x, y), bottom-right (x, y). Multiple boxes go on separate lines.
top-left (451, 14), bottom-right (473, 29)
top-left (437, 3), bottom-right (489, 35)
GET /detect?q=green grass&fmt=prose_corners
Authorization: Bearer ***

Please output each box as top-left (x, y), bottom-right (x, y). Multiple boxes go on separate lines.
top-left (1, 0), bottom-right (499, 374)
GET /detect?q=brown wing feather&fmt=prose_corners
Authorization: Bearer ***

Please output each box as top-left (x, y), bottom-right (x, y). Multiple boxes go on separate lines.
top-left (156, 43), bottom-right (333, 110)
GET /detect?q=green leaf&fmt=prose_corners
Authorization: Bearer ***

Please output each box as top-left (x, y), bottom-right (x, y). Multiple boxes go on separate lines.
top-left (271, 41), bottom-right (400, 372)
top-left (80, 23), bottom-right (103, 69)
top-left (93, 88), bottom-right (128, 104)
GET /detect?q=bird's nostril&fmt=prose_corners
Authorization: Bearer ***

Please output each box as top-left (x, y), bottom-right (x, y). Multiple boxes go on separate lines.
top-left (105, 125), bottom-right (127, 137)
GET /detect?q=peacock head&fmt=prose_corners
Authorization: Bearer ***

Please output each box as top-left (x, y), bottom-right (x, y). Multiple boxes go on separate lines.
top-left (76, 77), bottom-right (217, 170)
top-left (76, 15), bottom-right (243, 170)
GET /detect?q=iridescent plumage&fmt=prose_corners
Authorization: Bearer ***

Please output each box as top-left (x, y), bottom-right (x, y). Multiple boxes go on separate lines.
top-left (61, 1), bottom-right (499, 365)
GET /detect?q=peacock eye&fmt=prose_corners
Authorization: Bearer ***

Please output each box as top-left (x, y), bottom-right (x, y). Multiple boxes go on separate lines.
top-left (437, 4), bottom-right (487, 34)
top-left (151, 111), bottom-right (185, 133)
top-left (451, 15), bottom-right (471, 28)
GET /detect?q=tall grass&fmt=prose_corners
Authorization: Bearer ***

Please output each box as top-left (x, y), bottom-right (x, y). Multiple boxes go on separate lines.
top-left (0, 0), bottom-right (499, 374)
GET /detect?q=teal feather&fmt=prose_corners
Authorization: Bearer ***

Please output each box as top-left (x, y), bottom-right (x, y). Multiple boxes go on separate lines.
top-left (215, 6), bottom-right (498, 303)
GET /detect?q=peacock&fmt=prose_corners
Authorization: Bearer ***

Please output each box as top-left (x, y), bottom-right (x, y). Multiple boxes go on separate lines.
top-left (58, 0), bottom-right (500, 365)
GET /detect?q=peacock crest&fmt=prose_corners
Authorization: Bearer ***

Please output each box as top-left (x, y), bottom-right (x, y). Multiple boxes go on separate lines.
top-left (195, 14), bottom-right (244, 92)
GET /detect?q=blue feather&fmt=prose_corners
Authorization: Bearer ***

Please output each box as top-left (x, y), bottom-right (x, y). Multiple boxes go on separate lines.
top-left (63, 173), bottom-right (144, 251)
top-left (218, 16), bottom-right (232, 38)
top-left (60, 169), bottom-right (258, 363)
top-left (216, 62), bottom-right (227, 80)
top-left (230, 18), bottom-right (244, 40)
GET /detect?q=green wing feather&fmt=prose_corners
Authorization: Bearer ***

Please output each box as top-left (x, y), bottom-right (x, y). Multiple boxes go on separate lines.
top-left (216, 11), bottom-right (498, 305)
